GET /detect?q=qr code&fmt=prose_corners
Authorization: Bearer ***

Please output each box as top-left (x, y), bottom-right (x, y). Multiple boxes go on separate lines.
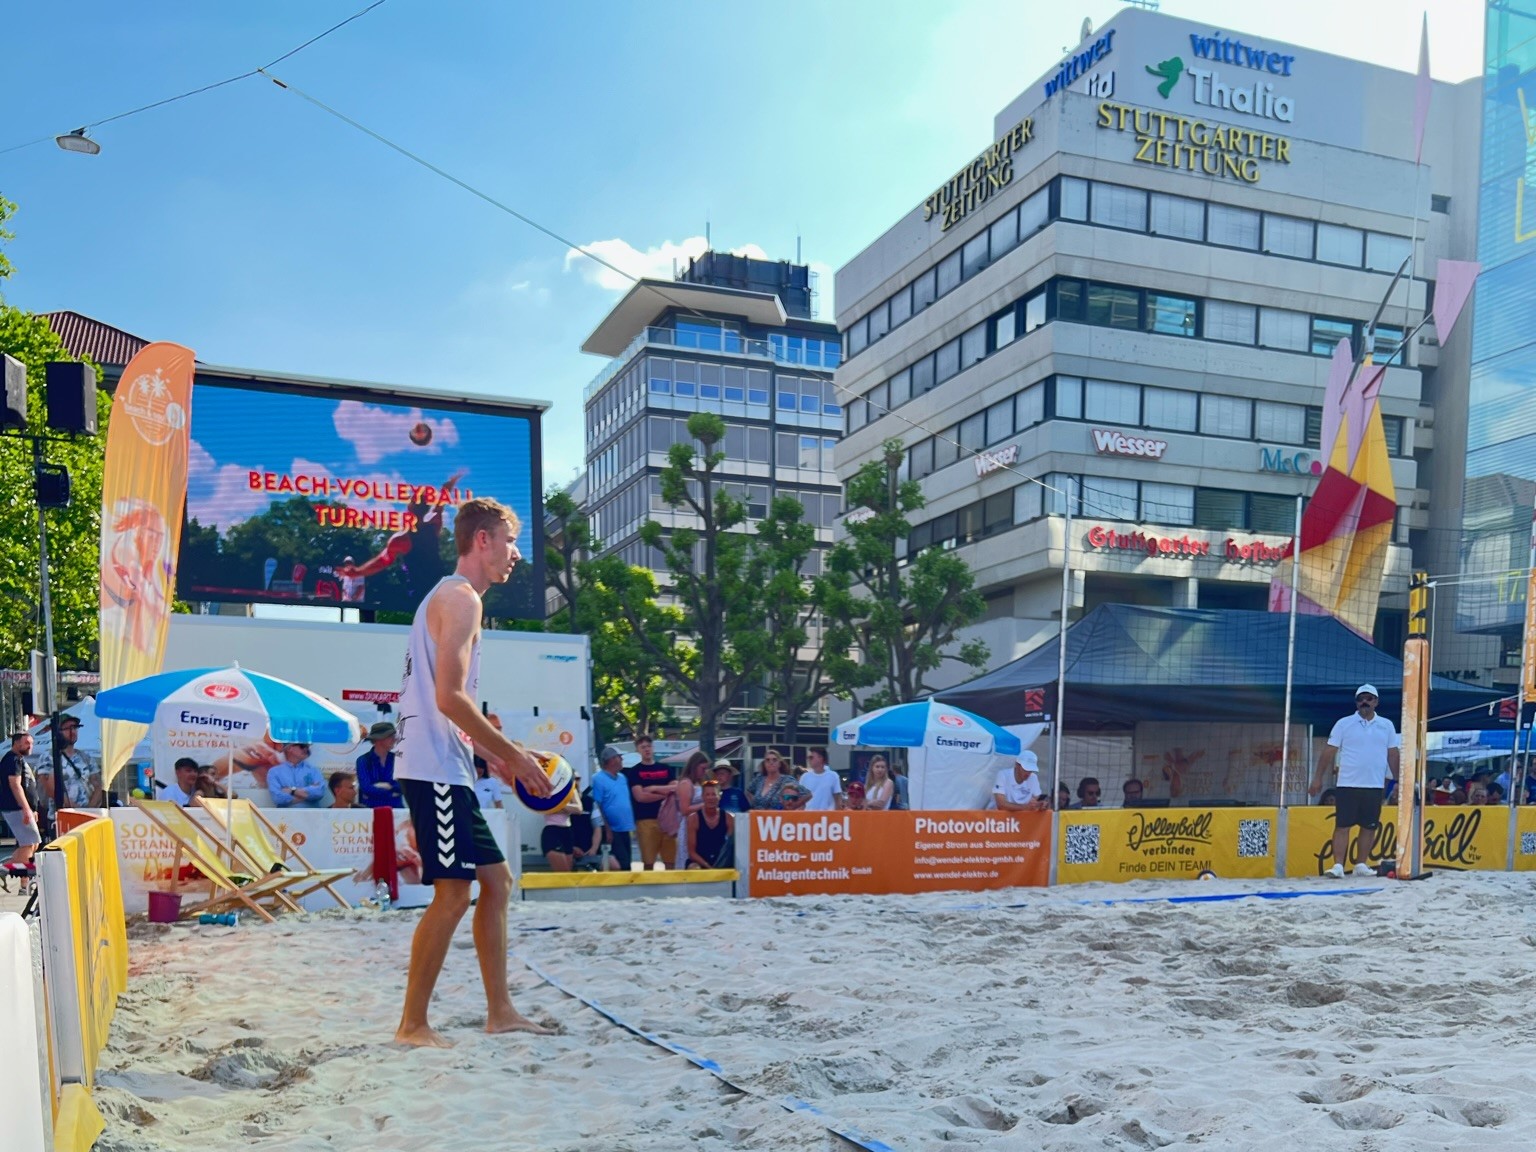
top-left (1522, 833), bottom-right (1536, 856)
top-left (1064, 823), bottom-right (1100, 865)
top-left (1237, 819), bottom-right (1270, 859)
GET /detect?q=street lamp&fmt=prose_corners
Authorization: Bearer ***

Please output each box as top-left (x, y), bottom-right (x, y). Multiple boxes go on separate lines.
top-left (55, 129), bottom-right (100, 156)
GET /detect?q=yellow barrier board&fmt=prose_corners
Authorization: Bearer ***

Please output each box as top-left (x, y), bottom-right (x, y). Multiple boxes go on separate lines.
top-left (520, 869), bottom-right (737, 890)
top-left (1285, 805), bottom-right (1510, 875)
top-left (1513, 808), bottom-right (1536, 872)
top-left (1057, 808), bottom-right (1278, 884)
top-left (54, 1083), bottom-right (105, 1152)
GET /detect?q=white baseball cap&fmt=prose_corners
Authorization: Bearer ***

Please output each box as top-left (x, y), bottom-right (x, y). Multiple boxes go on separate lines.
top-left (1014, 750), bottom-right (1039, 773)
top-left (1355, 684), bottom-right (1379, 698)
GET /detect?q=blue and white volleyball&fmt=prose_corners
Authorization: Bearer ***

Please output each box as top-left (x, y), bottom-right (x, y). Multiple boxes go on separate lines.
top-left (514, 753), bottom-right (576, 812)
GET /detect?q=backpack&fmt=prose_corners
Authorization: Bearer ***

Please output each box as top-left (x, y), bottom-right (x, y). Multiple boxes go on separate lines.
top-left (657, 791), bottom-right (683, 837)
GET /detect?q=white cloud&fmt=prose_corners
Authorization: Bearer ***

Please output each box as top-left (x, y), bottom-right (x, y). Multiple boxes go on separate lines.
top-left (332, 400), bottom-right (461, 466)
top-left (563, 236), bottom-right (773, 292)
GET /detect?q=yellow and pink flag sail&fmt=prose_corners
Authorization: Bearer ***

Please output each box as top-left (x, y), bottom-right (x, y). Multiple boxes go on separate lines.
top-left (99, 343), bottom-right (195, 786)
top-left (1269, 259), bottom-right (1479, 637)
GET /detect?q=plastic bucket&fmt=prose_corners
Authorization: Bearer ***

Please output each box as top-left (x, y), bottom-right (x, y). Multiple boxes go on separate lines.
top-left (146, 891), bottom-right (182, 923)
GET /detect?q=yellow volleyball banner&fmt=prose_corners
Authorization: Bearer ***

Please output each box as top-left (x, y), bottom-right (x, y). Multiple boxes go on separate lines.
top-left (99, 342), bottom-right (195, 784)
top-left (1056, 808), bottom-right (1278, 884)
top-left (1513, 807), bottom-right (1536, 872)
top-left (1285, 804), bottom-right (1509, 875)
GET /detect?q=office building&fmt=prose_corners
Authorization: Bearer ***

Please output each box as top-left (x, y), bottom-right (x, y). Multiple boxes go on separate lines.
top-left (833, 8), bottom-right (1485, 687)
top-left (580, 252), bottom-right (843, 582)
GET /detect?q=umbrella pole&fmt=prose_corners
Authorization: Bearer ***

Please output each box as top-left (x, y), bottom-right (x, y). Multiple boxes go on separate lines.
top-left (1279, 493), bottom-right (1302, 808)
top-left (1051, 478), bottom-right (1073, 809)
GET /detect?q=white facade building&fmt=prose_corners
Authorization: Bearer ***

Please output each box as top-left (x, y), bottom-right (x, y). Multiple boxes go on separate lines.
top-left (833, 9), bottom-right (1483, 686)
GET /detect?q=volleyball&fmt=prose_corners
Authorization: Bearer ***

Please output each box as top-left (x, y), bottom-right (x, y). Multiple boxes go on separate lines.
top-left (514, 753), bottom-right (576, 812)
top-left (1196, 869), bottom-right (1217, 881)
top-left (409, 421), bottom-right (433, 446)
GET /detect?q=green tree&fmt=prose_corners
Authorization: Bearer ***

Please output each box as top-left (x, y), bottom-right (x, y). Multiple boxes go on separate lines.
top-left (827, 439), bottom-right (988, 710)
top-left (0, 196), bottom-right (111, 672)
top-left (630, 412), bottom-right (765, 758)
top-left (542, 490), bottom-right (681, 745)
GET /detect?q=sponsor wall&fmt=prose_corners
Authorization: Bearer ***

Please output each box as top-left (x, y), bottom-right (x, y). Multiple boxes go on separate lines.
top-left (37, 816), bottom-right (129, 1152)
top-left (1058, 807), bottom-right (1279, 883)
top-left (105, 805), bottom-right (516, 913)
top-left (1514, 807), bottom-right (1536, 872)
top-left (1284, 805), bottom-right (1510, 875)
top-left (743, 810), bottom-right (1051, 897)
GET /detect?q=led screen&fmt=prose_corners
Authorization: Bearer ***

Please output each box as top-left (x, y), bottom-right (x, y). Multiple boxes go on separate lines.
top-left (177, 377), bottom-right (543, 619)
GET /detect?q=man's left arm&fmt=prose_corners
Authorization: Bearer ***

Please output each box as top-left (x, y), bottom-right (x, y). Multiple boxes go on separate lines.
top-left (1387, 746), bottom-right (1401, 778)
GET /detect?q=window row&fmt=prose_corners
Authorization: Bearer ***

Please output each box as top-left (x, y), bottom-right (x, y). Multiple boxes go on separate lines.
top-left (587, 359), bottom-right (648, 449)
top-left (644, 416), bottom-right (840, 472)
top-left (844, 174), bottom-right (1417, 361)
top-left (1043, 473), bottom-right (1305, 534)
top-left (650, 321), bottom-right (841, 371)
top-left (589, 420), bottom-right (645, 497)
top-left (846, 275), bottom-right (1408, 434)
top-left (1058, 177), bottom-right (1414, 275)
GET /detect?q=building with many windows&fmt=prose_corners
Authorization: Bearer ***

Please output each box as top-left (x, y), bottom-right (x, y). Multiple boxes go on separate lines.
top-left (834, 7), bottom-right (1484, 686)
top-left (581, 250), bottom-right (843, 585)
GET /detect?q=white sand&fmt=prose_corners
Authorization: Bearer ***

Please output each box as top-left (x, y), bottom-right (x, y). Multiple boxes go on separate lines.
top-left (91, 873), bottom-right (1536, 1152)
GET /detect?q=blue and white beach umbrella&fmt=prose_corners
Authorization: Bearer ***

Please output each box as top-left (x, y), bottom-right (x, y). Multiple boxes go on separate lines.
top-left (96, 665), bottom-right (363, 745)
top-left (832, 700), bottom-right (1021, 756)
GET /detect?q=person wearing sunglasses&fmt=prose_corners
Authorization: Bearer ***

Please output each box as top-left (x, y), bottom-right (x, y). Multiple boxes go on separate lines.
top-left (268, 742), bottom-right (326, 808)
top-left (1309, 684), bottom-right (1400, 878)
top-left (748, 749), bottom-right (796, 810)
top-left (1072, 778), bottom-right (1103, 808)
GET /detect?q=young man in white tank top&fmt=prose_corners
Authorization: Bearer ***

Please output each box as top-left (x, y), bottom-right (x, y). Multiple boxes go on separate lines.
top-left (392, 497), bottom-right (553, 1048)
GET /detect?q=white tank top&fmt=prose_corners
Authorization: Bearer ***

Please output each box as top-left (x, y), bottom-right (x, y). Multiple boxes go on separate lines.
top-left (396, 575), bottom-right (480, 788)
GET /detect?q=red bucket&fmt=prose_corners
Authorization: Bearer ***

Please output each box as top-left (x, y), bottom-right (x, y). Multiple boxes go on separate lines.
top-left (146, 891), bottom-right (183, 923)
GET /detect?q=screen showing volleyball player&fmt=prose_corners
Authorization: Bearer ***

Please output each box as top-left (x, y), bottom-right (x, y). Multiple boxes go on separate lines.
top-left (177, 375), bottom-right (543, 619)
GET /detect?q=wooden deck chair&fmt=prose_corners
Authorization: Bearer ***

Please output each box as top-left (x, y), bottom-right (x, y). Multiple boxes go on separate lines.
top-left (131, 799), bottom-right (303, 923)
top-left (196, 797), bottom-right (352, 909)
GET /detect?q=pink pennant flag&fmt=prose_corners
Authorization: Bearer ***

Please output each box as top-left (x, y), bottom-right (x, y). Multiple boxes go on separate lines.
top-left (1433, 258), bottom-right (1480, 340)
top-left (1320, 338), bottom-right (1353, 462)
top-left (1413, 13), bottom-right (1432, 163)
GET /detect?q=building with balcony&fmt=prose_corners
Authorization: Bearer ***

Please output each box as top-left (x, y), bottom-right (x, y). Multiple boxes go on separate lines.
top-left (581, 253), bottom-right (844, 581)
top-left (833, 8), bottom-right (1484, 687)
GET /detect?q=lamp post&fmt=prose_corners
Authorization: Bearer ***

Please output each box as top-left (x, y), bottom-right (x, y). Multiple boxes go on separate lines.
top-left (35, 437), bottom-right (65, 823)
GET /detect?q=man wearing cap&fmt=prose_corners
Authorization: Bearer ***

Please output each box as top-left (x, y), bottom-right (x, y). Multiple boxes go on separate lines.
top-left (268, 741), bottom-right (327, 808)
top-left (992, 751), bottom-right (1048, 812)
top-left (1310, 684), bottom-right (1400, 878)
top-left (590, 745), bottom-right (636, 871)
top-left (356, 721), bottom-right (403, 809)
top-left (36, 713), bottom-right (102, 821)
top-left (713, 761), bottom-right (750, 812)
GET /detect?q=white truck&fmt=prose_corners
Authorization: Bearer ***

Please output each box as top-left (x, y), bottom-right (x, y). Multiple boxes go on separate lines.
top-left (162, 615), bottom-right (593, 850)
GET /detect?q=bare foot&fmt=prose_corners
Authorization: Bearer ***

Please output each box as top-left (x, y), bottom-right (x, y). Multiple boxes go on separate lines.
top-left (486, 1010), bottom-right (556, 1036)
top-left (394, 1024), bottom-right (454, 1048)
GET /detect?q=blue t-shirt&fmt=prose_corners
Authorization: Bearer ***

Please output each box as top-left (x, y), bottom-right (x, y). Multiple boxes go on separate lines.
top-left (591, 770), bottom-right (636, 832)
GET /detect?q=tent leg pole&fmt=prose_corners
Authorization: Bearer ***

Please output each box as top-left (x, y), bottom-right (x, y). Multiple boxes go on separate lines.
top-left (1280, 493), bottom-right (1302, 808)
top-left (1052, 479), bottom-right (1073, 810)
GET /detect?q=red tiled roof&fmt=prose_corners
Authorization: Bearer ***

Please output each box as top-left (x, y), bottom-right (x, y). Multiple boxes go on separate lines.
top-left (44, 310), bottom-right (149, 368)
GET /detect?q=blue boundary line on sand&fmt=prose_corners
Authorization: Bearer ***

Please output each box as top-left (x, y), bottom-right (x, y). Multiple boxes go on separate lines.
top-left (517, 954), bottom-right (900, 1152)
top-left (1076, 886), bottom-right (1384, 907)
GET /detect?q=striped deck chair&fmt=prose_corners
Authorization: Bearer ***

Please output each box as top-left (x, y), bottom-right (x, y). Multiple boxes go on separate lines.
top-left (131, 799), bottom-right (303, 923)
top-left (196, 797), bottom-right (352, 909)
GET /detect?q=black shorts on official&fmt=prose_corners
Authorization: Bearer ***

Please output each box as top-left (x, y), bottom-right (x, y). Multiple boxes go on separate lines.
top-left (541, 825), bottom-right (574, 856)
top-left (401, 778), bottom-right (505, 883)
top-left (1334, 785), bottom-right (1385, 830)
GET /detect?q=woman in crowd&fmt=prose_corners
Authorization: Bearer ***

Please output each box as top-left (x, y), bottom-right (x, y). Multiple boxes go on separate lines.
top-left (748, 748), bottom-right (796, 810)
top-left (674, 752), bottom-right (712, 869)
top-left (863, 756), bottom-right (895, 811)
top-left (1057, 782), bottom-right (1072, 810)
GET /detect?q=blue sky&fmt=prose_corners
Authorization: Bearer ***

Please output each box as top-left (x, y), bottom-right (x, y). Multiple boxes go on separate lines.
top-left (2, 1), bottom-right (1483, 493)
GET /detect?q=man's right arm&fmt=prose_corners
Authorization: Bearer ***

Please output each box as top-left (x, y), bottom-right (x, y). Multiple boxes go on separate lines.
top-left (1309, 746), bottom-right (1337, 794)
top-left (429, 582), bottom-right (549, 796)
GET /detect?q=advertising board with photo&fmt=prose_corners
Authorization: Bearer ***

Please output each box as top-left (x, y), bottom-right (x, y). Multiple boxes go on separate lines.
top-left (177, 375), bottom-right (543, 618)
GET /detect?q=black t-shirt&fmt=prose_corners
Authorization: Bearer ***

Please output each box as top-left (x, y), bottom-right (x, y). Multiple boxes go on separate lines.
top-left (624, 761), bottom-right (674, 821)
top-left (0, 750), bottom-right (37, 812)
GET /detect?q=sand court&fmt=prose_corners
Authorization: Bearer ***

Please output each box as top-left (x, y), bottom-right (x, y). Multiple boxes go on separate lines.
top-left (93, 873), bottom-right (1536, 1151)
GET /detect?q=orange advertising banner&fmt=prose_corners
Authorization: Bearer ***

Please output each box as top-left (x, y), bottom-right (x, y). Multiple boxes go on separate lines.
top-left (99, 343), bottom-right (195, 784)
top-left (746, 810), bottom-right (1051, 897)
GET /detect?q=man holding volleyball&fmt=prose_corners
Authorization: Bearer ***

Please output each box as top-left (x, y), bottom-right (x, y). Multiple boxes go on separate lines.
top-left (393, 497), bottom-right (553, 1048)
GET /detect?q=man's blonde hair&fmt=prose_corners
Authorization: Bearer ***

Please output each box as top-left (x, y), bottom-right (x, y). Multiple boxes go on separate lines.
top-left (454, 497), bottom-right (520, 556)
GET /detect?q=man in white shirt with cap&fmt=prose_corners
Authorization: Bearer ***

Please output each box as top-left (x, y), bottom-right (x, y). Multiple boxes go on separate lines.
top-left (1309, 684), bottom-right (1400, 878)
top-left (992, 751), bottom-right (1049, 811)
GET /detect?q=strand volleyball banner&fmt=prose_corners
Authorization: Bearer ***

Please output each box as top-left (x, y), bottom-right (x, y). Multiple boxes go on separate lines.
top-left (99, 343), bottom-right (196, 786)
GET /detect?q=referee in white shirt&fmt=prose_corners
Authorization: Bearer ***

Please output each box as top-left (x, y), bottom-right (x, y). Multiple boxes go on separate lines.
top-left (1309, 684), bottom-right (1401, 878)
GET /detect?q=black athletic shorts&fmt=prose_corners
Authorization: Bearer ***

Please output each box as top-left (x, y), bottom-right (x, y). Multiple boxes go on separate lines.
top-left (1334, 785), bottom-right (1385, 831)
top-left (401, 779), bottom-right (505, 883)
top-left (540, 824), bottom-right (574, 856)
